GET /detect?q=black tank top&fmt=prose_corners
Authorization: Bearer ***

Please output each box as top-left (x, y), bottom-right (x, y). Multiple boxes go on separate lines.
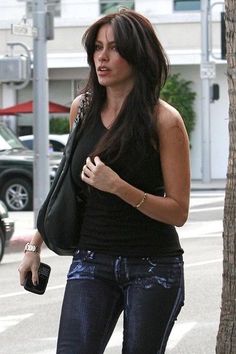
top-left (71, 116), bottom-right (183, 257)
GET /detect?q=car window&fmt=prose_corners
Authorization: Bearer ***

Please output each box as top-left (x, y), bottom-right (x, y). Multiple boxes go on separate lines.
top-left (50, 140), bottom-right (65, 152)
top-left (22, 139), bottom-right (33, 150)
top-left (0, 125), bottom-right (25, 150)
top-left (0, 136), bottom-right (11, 150)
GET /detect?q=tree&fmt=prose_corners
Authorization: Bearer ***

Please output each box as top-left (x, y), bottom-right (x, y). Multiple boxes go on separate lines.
top-left (160, 73), bottom-right (196, 141)
top-left (216, 1), bottom-right (236, 353)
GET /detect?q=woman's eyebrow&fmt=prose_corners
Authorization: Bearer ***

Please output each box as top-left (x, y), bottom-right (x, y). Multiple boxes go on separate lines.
top-left (95, 40), bottom-right (116, 45)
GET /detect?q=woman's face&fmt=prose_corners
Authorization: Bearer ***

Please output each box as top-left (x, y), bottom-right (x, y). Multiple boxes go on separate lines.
top-left (93, 24), bottom-right (134, 91)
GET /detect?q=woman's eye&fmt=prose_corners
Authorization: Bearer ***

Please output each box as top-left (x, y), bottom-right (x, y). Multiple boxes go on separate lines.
top-left (95, 44), bottom-right (102, 51)
top-left (111, 46), bottom-right (117, 51)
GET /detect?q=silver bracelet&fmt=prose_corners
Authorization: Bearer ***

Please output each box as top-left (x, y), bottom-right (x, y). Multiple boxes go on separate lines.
top-left (24, 242), bottom-right (40, 253)
top-left (135, 192), bottom-right (147, 209)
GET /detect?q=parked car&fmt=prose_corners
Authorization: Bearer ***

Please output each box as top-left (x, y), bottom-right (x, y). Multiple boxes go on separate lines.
top-left (0, 200), bottom-right (14, 263)
top-left (19, 134), bottom-right (69, 152)
top-left (0, 124), bottom-right (61, 211)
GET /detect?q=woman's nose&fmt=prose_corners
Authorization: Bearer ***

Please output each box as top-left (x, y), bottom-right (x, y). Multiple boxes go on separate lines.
top-left (98, 48), bottom-right (109, 61)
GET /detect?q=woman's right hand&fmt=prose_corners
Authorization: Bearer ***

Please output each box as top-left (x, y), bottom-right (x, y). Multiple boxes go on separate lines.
top-left (18, 251), bottom-right (41, 287)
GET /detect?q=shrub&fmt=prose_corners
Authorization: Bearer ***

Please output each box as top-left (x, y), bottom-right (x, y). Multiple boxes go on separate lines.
top-left (49, 117), bottom-right (69, 134)
top-left (160, 73), bottom-right (196, 140)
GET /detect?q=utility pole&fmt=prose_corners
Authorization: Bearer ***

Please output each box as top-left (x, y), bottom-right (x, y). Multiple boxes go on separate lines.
top-left (32, 0), bottom-right (50, 224)
top-left (200, 0), bottom-right (215, 183)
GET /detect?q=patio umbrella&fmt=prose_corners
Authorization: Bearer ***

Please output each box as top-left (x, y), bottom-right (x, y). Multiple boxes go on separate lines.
top-left (0, 100), bottom-right (70, 115)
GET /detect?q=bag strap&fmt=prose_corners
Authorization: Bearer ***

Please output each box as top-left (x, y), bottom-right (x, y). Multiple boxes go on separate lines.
top-left (72, 92), bottom-right (91, 131)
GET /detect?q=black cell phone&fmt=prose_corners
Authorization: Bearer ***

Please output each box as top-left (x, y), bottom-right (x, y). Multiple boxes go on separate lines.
top-left (24, 262), bottom-right (51, 295)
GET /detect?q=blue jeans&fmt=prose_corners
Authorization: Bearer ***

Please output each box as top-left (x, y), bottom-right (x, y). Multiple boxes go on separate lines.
top-left (56, 250), bottom-right (184, 354)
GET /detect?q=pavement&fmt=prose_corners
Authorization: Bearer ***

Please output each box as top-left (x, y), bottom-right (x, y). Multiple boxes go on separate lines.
top-left (190, 179), bottom-right (226, 191)
top-left (6, 179), bottom-right (226, 254)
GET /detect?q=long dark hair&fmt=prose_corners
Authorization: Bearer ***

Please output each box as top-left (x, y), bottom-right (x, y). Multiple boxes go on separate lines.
top-left (81, 9), bottom-right (169, 165)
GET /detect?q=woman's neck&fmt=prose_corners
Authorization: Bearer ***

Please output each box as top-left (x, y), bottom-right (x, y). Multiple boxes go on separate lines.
top-left (101, 85), bottom-right (133, 128)
top-left (105, 86), bottom-right (132, 113)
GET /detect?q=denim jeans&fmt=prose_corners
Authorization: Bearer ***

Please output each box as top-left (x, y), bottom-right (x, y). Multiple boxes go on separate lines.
top-left (56, 250), bottom-right (184, 354)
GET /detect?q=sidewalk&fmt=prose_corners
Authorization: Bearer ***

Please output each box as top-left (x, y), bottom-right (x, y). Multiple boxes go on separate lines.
top-left (7, 211), bottom-right (36, 253)
top-left (191, 179), bottom-right (226, 191)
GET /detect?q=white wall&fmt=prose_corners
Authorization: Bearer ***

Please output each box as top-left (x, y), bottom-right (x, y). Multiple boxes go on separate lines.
top-left (171, 64), bottom-right (228, 180)
top-left (61, 0), bottom-right (98, 19)
top-left (171, 65), bottom-right (202, 179)
top-left (0, 0), bottom-right (25, 22)
top-left (0, 84), bottom-right (17, 130)
top-left (210, 65), bottom-right (229, 179)
top-left (136, 0), bottom-right (173, 15)
top-left (0, 0), bottom-right (225, 24)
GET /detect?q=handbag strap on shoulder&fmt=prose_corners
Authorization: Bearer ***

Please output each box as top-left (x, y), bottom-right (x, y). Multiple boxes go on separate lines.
top-left (72, 92), bottom-right (91, 130)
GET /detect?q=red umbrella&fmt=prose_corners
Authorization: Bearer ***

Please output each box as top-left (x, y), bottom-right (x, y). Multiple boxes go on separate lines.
top-left (0, 100), bottom-right (70, 115)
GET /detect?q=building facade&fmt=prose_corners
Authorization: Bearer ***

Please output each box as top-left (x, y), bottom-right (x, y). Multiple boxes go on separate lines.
top-left (0, 0), bottom-right (228, 180)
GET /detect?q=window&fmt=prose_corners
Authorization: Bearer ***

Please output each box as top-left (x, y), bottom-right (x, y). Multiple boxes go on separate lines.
top-left (26, 0), bottom-right (61, 18)
top-left (21, 139), bottom-right (33, 150)
top-left (174, 0), bottom-right (200, 11)
top-left (49, 140), bottom-right (65, 152)
top-left (100, 1), bottom-right (134, 15)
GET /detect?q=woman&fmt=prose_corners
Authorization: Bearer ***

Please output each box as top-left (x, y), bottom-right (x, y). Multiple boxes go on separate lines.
top-left (19, 9), bottom-right (190, 354)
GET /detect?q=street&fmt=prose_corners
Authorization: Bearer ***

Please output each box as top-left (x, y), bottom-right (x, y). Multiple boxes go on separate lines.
top-left (0, 190), bottom-right (224, 354)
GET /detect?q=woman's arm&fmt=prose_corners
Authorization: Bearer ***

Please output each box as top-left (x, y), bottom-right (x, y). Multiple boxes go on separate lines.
top-left (81, 101), bottom-right (190, 227)
top-left (18, 230), bottom-right (44, 286)
top-left (156, 101), bottom-right (190, 226)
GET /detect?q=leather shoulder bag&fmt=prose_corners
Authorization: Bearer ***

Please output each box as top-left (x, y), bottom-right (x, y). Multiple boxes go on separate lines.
top-left (37, 93), bottom-right (90, 255)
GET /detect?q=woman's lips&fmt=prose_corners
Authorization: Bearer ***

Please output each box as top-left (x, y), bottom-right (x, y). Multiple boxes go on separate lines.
top-left (97, 66), bottom-right (110, 75)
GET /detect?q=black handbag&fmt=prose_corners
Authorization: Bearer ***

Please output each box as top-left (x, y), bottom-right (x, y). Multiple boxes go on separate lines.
top-left (37, 94), bottom-right (90, 255)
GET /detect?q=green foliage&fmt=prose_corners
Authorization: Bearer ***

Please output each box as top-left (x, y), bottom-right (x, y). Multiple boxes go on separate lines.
top-left (49, 117), bottom-right (69, 134)
top-left (160, 73), bottom-right (196, 140)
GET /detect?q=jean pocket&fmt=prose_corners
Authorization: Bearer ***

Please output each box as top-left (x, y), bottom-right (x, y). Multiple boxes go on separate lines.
top-left (67, 258), bottom-right (95, 280)
top-left (142, 261), bottom-right (183, 289)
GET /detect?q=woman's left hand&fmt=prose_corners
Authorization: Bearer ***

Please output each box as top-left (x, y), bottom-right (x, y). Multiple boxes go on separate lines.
top-left (81, 156), bottom-right (121, 193)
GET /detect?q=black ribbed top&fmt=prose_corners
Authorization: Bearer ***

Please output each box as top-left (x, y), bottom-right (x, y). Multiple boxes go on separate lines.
top-left (71, 117), bottom-right (183, 257)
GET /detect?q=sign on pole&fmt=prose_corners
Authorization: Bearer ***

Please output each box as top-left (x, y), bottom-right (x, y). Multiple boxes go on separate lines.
top-left (11, 24), bottom-right (38, 37)
top-left (200, 62), bottom-right (216, 79)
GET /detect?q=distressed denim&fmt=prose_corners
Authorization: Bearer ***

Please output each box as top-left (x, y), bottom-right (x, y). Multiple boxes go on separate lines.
top-left (56, 250), bottom-right (184, 354)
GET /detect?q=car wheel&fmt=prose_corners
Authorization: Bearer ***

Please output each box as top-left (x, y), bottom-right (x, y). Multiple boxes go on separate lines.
top-left (0, 226), bottom-right (5, 263)
top-left (1, 178), bottom-right (32, 211)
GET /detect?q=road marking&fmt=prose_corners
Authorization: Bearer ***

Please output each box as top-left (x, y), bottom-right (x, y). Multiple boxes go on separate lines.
top-left (31, 351), bottom-right (54, 354)
top-left (190, 196), bottom-right (224, 208)
top-left (36, 352), bottom-right (53, 354)
top-left (167, 322), bottom-right (196, 349)
top-left (0, 290), bottom-right (29, 299)
top-left (0, 284), bottom-right (65, 299)
top-left (0, 313), bottom-right (33, 334)
top-left (190, 206), bottom-right (223, 213)
top-left (185, 259), bottom-right (222, 268)
top-left (178, 219), bottom-right (223, 239)
top-left (20, 321), bottom-right (197, 352)
top-left (107, 330), bottom-right (122, 348)
top-left (2, 248), bottom-right (62, 265)
top-left (106, 321), bottom-right (196, 349)
top-left (190, 192), bottom-right (225, 197)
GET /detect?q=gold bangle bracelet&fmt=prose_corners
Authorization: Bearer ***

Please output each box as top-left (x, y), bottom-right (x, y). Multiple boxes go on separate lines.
top-left (135, 192), bottom-right (147, 208)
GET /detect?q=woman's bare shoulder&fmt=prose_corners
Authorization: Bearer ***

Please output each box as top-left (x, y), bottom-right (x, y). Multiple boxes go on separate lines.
top-left (155, 99), bottom-right (184, 131)
top-left (155, 99), bottom-right (189, 147)
top-left (70, 94), bottom-right (85, 113)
